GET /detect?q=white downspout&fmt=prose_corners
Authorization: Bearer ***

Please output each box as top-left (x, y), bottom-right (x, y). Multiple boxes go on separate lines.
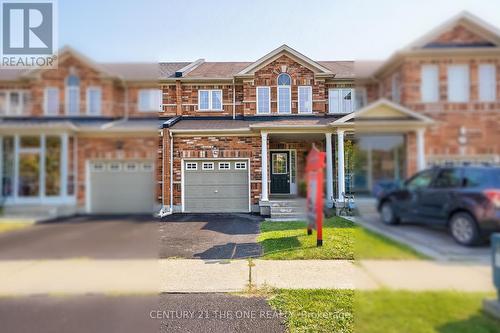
top-left (232, 78), bottom-right (236, 120)
top-left (169, 131), bottom-right (174, 213)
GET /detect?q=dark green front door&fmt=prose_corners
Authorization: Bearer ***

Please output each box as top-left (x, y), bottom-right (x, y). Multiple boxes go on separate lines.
top-left (271, 151), bottom-right (290, 194)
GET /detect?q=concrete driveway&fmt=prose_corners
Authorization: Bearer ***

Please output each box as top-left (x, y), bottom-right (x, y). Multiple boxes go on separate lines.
top-left (159, 213), bottom-right (262, 259)
top-left (356, 212), bottom-right (490, 263)
top-left (0, 215), bottom-right (158, 260)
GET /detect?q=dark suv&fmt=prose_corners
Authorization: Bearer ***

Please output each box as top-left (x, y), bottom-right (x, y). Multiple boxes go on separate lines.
top-left (377, 166), bottom-right (500, 246)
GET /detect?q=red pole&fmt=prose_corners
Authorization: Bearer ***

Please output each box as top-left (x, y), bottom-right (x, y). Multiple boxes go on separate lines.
top-left (317, 167), bottom-right (323, 247)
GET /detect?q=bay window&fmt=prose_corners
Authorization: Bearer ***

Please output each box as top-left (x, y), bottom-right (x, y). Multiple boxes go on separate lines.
top-left (447, 65), bottom-right (469, 102)
top-left (44, 87), bottom-right (59, 115)
top-left (329, 88), bottom-right (354, 114)
top-left (86, 87), bottom-right (102, 115)
top-left (421, 65), bottom-right (439, 102)
top-left (479, 64), bottom-right (496, 102)
top-left (66, 74), bottom-right (80, 115)
top-left (256, 86), bottom-right (270, 114)
top-left (0, 134), bottom-right (74, 202)
top-left (198, 90), bottom-right (223, 111)
top-left (298, 86), bottom-right (312, 113)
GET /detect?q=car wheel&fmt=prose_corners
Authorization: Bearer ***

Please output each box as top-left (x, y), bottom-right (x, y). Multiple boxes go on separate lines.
top-left (381, 202), bottom-right (399, 225)
top-left (449, 212), bottom-right (480, 246)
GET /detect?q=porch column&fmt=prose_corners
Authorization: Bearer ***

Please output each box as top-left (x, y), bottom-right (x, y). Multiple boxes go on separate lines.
top-left (337, 130), bottom-right (345, 201)
top-left (416, 128), bottom-right (426, 171)
top-left (61, 133), bottom-right (68, 197)
top-left (325, 132), bottom-right (334, 207)
top-left (261, 131), bottom-right (269, 201)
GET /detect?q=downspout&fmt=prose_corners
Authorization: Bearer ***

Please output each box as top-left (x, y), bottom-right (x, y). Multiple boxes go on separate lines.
top-left (232, 77), bottom-right (236, 120)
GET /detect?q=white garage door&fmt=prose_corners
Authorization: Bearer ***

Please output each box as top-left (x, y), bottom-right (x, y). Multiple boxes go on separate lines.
top-left (88, 160), bottom-right (155, 214)
top-left (183, 160), bottom-right (250, 213)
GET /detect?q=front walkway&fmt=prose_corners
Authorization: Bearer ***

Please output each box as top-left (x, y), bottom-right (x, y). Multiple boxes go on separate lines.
top-left (0, 259), bottom-right (494, 296)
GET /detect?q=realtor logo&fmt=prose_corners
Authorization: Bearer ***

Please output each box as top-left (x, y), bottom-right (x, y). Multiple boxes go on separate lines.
top-left (1, 0), bottom-right (57, 68)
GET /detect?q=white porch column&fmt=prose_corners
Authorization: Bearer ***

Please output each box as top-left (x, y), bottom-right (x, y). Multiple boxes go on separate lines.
top-left (337, 130), bottom-right (345, 201)
top-left (261, 131), bottom-right (269, 201)
top-left (325, 132), bottom-right (334, 207)
top-left (61, 133), bottom-right (68, 197)
top-left (416, 128), bottom-right (426, 171)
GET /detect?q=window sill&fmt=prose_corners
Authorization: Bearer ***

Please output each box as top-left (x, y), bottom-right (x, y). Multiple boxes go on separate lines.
top-left (197, 109), bottom-right (224, 112)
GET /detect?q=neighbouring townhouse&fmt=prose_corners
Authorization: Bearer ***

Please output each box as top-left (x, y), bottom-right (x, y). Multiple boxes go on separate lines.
top-left (0, 47), bottom-right (160, 218)
top-left (159, 11), bottom-right (500, 217)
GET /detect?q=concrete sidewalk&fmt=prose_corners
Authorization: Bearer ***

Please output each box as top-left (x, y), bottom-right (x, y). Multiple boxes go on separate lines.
top-left (0, 259), bottom-right (494, 295)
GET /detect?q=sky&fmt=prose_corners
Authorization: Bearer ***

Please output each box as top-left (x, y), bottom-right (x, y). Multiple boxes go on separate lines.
top-left (58, 0), bottom-right (500, 62)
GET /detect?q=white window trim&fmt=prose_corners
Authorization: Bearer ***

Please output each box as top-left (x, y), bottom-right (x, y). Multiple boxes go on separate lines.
top-left (198, 89), bottom-right (223, 111)
top-left (202, 162), bottom-right (214, 170)
top-left (479, 64), bottom-right (496, 102)
top-left (44, 87), bottom-right (59, 116)
top-left (447, 64), bottom-right (469, 103)
top-left (108, 162), bottom-right (122, 172)
top-left (256, 86), bottom-right (271, 114)
top-left (86, 86), bottom-right (102, 116)
top-left (0, 90), bottom-right (28, 116)
top-left (138, 89), bottom-right (162, 112)
top-left (235, 162), bottom-right (247, 170)
top-left (277, 86), bottom-right (291, 114)
top-left (328, 88), bottom-right (354, 114)
top-left (141, 162), bottom-right (153, 171)
top-left (421, 64), bottom-right (439, 103)
top-left (124, 162), bottom-right (138, 172)
top-left (218, 162), bottom-right (231, 170)
top-left (65, 86), bottom-right (80, 115)
top-left (298, 86), bottom-right (313, 113)
top-left (185, 162), bottom-right (198, 171)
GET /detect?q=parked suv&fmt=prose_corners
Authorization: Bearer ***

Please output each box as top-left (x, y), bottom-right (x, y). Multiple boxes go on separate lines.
top-left (377, 166), bottom-right (500, 246)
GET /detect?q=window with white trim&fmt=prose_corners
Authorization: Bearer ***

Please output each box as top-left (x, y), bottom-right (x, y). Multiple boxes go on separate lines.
top-left (447, 65), bottom-right (469, 102)
top-left (198, 90), bottom-right (223, 111)
top-left (0, 90), bottom-right (29, 116)
top-left (235, 162), bottom-right (247, 170)
top-left (44, 87), bottom-right (59, 115)
top-left (138, 89), bottom-right (162, 112)
top-left (141, 162), bottom-right (153, 171)
top-left (328, 88), bottom-right (354, 114)
top-left (421, 65), bottom-right (439, 102)
top-left (218, 162), bottom-right (230, 170)
top-left (298, 86), bottom-right (312, 113)
top-left (91, 162), bottom-right (105, 172)
top-left (202, 162), bottom-right (214, 170)
top-left (479, 64), bottom-right (496, 102)
top-left (256, 87), bottom-right (270, 114)
top-left (354, 87), bottom-right (367, 110)
top-left (86, 87), bottom-right (102, 115)
top-left (185, 162), bottom-right (197, 170)
top-left (66, 74), bottom-right (80, 115)
top-left (124, 162), bottom-right (138, 172)
top-left (277, 73), bottom-right (291, 114)
top-left (108, 162), bottom-right (122, 172)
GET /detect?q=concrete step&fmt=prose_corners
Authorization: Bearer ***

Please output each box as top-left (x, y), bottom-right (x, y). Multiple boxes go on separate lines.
top-left (270, 206), bottom-right (305, 214)
top-left (269, 200), bottom-right (306, 208)
top-left (267, 213), bottom-right (307, 221)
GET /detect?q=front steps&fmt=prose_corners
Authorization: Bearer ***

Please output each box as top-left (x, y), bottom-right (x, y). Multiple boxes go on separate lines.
top-left (267, 199), bottom-right (307, 221)
top-left (1, 204), bottom-right (76, 221)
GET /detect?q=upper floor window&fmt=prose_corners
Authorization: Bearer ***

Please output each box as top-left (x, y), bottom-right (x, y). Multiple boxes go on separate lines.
top-left (198, 90), bottom-right (222, 111)
top-left (447, 65), bottom-right (469, 102)
top-left (391, 73), bottom-right (401, 103)
top-left (0, 90), bottom-right (29, 116)
top-left (329, 88), bottom-right (354, 114)
top-left (256, 86), bottom-right (270, 114)
top-left (44, 87), bottom-right (59, 116)
top-left (355, 87), bottom-right (367, 110)
top-left (421, 65), bottom-right (439, 102)
top-left (479, 64), bottom-right (496, 102)
top-left (138, 89), bottom-right (162, 112)
top-left (298, 86), bottom-right (312, 113)
top-left (66, 74), bottom-right (80, 115)
top-left (277, 73), bottom-right (291, 114)
top-left (86, 87), bottom-right (102, 115)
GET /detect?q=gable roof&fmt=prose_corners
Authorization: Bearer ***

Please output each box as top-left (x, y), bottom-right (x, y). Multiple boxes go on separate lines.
top-left (237, 44), bottom-right (334, 76)
top-left (332, 98), bottom-right (435, 125)
top-left (404, 11), bottom-right (500, 51)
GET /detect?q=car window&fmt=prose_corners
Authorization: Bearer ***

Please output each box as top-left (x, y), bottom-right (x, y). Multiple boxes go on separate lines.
top-left (406, 170), bottom-right (434, 191)
top-left (463, 168), bottom-right (500, 188)
top-left (432, 168), bottom-right (462, 188)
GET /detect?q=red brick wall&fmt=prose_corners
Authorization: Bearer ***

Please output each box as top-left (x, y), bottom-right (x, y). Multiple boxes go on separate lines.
top-left (429, 25), bottom-right (491, 47)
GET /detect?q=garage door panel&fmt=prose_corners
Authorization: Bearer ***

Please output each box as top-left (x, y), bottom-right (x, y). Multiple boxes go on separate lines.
top-left (89, 161), bottom-right (155, 214)
top-left (183, 160), bottom-right (250, 213)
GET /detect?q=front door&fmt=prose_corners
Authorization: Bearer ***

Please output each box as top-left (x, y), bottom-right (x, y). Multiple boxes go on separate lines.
top-left (271, 151), bottom-right (290, 194)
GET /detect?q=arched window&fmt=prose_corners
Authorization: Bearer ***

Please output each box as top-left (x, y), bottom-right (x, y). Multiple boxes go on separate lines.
top-left (66, 74), bottom-right (80, 115)
top-left (277, 73), bottom-right (291, 113)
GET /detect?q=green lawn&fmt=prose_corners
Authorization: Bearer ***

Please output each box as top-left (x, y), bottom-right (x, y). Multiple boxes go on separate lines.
top-left (268, 290), bottom-right (500, 333)
top-left (258, 217), bottom-right (424, 260)
top-left (0, 222), bottom-right (30, 234)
